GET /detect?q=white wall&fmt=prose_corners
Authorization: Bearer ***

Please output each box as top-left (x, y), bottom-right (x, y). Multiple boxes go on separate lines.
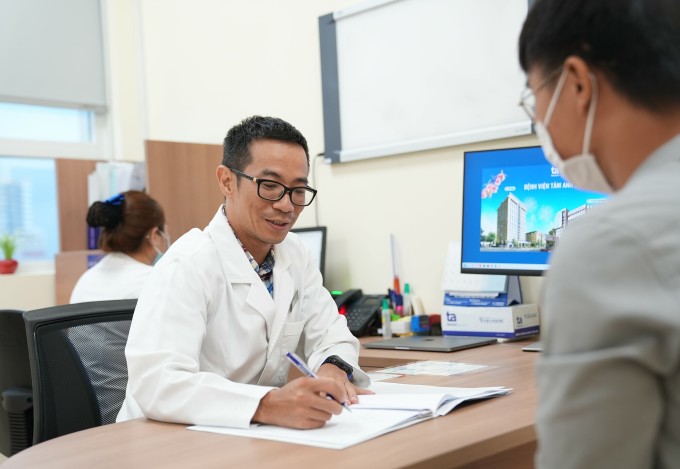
top-left (109, 0), bottom-right (543, 313)
top-left (104, 0), bottom-right (147, 162)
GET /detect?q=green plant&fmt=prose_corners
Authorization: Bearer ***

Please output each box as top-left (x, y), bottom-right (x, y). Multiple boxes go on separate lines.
top-left (0, 234), bottom-right (17, 260)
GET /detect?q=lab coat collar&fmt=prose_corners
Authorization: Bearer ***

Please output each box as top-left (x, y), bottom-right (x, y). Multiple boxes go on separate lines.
top-left (206, 208), bottom-right (256, 278)
top-left (268, 245), bottom-right (295, 353)
top-left (206, 206), bottom-right (297, 359)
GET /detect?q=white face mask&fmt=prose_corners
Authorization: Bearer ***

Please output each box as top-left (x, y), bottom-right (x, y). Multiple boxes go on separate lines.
top-left (534, 69), bottom-right (613, 194)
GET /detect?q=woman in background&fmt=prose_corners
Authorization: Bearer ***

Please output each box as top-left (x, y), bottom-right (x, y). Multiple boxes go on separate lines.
top-left (67, 190), bottom-right (168, 424)
top-left (70, 190), bottom-right (169, 303)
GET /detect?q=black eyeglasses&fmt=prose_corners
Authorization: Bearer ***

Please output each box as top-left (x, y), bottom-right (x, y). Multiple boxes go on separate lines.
top-left (228, 167), bottom-right (317, 207)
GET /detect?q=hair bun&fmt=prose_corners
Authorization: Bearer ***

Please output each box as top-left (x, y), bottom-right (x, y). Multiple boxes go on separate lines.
top-left (86, 201), bottom-right (123, 229)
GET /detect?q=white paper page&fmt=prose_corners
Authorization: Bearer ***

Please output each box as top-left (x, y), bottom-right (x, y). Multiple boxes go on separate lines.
top-left (366, 371), bottom-right (401, 382)
top-left (354, 393), bottom-right (446, 413)
top-left (375, 360), bottom-right (488, 376)
top-left (94, 162), bottom-right (110, 201)
top-left (369, 381), bottom-right (510, 398)
top-left (189, 408), bottom-right (430, 450)
top-left (188, 383), bottom-right (511, 449)
top-left (112, 163), bottom-right (133, 195)
top-left (87, 173), bottom-right (99, 206)
top-left (361, 383), bottom-right (511, 416)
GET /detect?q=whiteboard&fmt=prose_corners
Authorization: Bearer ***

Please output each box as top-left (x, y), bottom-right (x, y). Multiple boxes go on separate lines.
top-left (319, 0), bottom-right (531, 163)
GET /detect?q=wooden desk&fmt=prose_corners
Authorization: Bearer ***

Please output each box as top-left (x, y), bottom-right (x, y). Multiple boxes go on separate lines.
top-left (3, 341), bottom-right (537, 469)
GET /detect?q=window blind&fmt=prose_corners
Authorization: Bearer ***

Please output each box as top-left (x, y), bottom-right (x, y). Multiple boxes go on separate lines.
top-left (0, 0), bottom-right (107, 112)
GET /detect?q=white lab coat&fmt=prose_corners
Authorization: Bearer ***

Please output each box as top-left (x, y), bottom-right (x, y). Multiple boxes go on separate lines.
top-left (117, 206), bottom-right (369, 428)
top-left (70, 252), bottom-right (153, 303)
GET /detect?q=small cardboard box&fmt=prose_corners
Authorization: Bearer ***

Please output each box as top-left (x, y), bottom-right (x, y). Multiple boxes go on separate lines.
top-left (441, 303), bottom-right (539, 339)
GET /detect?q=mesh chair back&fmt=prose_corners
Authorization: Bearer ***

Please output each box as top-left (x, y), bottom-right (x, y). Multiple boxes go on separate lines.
top-left (23, 300), bottom-right (136, 444)
top-left (0, 309), bottom-right (32, 456)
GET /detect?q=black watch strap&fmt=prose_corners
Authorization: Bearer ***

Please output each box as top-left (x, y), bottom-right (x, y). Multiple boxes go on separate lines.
top-left (322, 355), bottom-right (353, 380)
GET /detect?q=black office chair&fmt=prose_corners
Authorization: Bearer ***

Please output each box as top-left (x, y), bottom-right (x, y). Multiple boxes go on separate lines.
top-left (0, 309), bottom-right (33, 456)
top-left (23, 299), bottom-right (136, 444)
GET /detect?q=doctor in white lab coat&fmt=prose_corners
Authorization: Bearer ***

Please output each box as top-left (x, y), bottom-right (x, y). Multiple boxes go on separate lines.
top-left (118, 116), bottom-right (371, 430)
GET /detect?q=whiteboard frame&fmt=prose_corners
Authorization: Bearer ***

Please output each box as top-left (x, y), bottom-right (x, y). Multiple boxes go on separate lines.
top-left (318, 0), bottom-right (533, 164)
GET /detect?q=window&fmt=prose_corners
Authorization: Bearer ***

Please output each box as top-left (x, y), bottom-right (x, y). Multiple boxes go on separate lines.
top-left (0, 0), bottom-right (109, 269)
top-left (0, 101), bottom-right (106, 160)
top-left (0, 102), bottom-right (94, 143)
top-left (0, 156), bottom-right (59, 262)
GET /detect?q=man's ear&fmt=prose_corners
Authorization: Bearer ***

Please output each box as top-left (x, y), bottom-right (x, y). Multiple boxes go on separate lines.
top-left (216, 165), bottom-right (235, 198)
top-left (563, 56), bottom-right (594, 116)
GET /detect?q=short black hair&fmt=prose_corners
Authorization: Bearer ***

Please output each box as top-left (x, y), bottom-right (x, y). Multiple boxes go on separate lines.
top-left (519, 0), bottom-right (680, 112)
top-left (222, 115), bottom-right (310, 171)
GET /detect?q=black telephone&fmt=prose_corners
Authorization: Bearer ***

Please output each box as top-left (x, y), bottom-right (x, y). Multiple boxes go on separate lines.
top-left (332, 289), bottom-right (384, 337)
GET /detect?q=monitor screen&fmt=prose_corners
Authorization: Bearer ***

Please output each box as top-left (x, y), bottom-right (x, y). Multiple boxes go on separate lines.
top-left (461, 146), bottom-right (607, 276)
top-left (290, 226), bottom-right (327, 281)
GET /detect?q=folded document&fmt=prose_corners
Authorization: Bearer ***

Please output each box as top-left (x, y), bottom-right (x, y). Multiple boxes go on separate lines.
top-left (188, 382), bottom-right (511, 449)
top-left (353, 382), bottom-right (510, 416)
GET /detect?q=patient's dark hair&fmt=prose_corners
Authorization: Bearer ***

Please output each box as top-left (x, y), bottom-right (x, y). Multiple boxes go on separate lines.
top-left (222, 115), bottom-right (310, 173)
top-left (87, 190), bottom-right (165, 254)
top-left (519, 0), bottom-right (680, 112)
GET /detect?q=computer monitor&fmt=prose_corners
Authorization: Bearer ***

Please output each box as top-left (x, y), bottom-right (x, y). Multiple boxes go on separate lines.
top-left (290, 226), bottom-right (327, 281)
top-left (461, 146), bottom-right (608, 276)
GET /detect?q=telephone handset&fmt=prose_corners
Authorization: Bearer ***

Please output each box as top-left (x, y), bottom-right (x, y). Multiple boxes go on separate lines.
top-left (332, 289), bottom-right (384, 337)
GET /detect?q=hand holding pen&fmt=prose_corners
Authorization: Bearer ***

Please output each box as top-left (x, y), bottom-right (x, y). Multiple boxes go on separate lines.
top-left (286, 352), bottom-right (352, 412)
top-left (251, 352), bottom-right (353, 428)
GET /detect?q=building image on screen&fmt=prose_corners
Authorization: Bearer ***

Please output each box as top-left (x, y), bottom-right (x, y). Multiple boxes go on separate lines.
top-left (462, 146), bottom-right (607, 276)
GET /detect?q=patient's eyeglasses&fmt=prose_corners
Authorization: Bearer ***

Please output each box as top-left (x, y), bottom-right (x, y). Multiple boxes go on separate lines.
top-left (518, 66), bottom-right (563, 120)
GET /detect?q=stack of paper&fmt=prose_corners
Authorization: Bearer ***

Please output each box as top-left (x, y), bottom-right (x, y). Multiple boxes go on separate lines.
top-left (188, 382), bottom-right (511, 449)
top-left (355, 382), bottom-right (510, 417)
top-left (87, 161), bottom-right (146, 205)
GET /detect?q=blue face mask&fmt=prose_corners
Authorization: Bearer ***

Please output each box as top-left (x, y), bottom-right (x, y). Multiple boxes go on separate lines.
top-left (151, 230), bottom-right (171, 266)
top-left (152, 247), bottom-right (163, 266)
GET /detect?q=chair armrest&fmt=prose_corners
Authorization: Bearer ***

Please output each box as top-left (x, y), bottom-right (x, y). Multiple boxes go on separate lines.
top-left (1, 387), bottom-right (33, 455)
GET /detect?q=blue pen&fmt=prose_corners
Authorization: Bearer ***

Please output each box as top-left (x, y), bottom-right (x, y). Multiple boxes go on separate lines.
top-left (389, 290), bottom-right (398, 309)
top-left (285, 352), bottom-right (352, 412)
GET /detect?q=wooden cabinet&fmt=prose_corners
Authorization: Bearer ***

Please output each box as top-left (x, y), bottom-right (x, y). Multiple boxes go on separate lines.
top-left (145, 140), bottom-right (224, 241)
top-left (55, 159), bottom-right (100, 251)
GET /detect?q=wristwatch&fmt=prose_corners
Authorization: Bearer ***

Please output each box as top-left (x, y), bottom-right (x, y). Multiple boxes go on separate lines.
top-left (322, 355), bottom-right (353, 380)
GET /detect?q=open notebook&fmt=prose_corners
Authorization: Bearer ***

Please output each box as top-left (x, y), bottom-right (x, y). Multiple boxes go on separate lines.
top-left (188, 382), bottom-right (511, 449)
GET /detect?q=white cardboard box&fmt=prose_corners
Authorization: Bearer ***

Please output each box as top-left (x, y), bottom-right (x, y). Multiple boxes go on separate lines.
top-left (441, 303), bottom-right (540, 339)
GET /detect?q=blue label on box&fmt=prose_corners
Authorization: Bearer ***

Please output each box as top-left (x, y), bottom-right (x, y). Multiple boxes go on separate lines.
top-left (443, 325), bottom-right (539, 339)
top-left (443, 293), bottom-right (512, 307)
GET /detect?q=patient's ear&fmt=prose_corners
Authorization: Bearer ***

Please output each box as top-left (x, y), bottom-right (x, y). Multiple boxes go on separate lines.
top-left (563, 56), bottom-right (594, 115)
